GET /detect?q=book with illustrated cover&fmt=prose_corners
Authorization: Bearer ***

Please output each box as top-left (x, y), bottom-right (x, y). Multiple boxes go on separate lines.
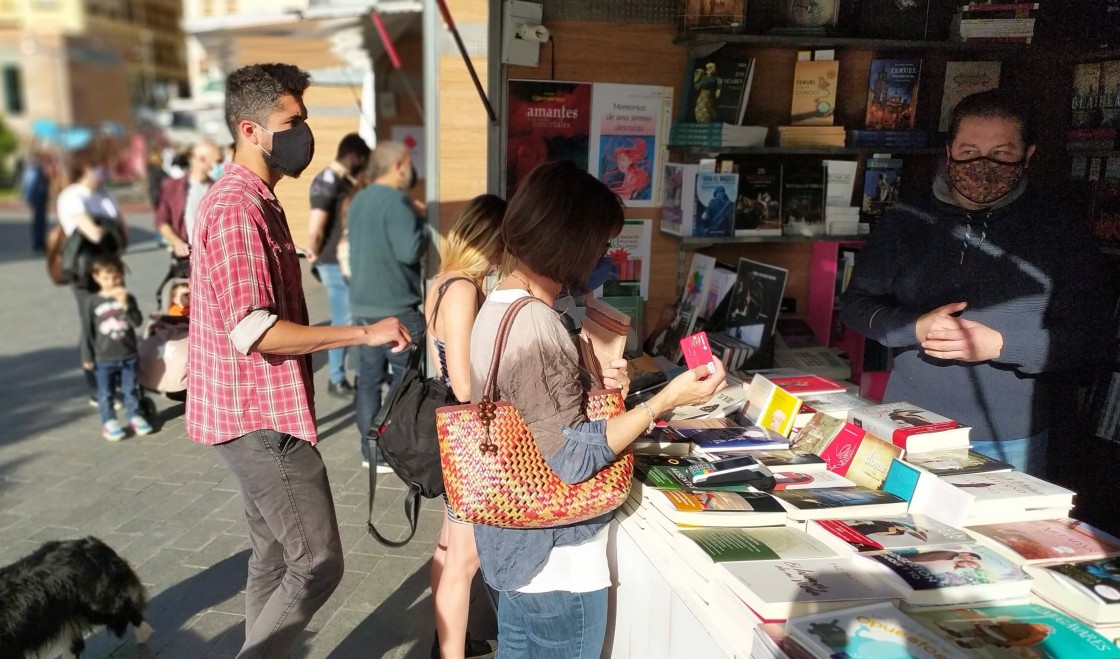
top-left (669, 419), bottom-right (791, 452)
top-left (781, 161), bottom-right (826, 237)
top-left (719, 558), bottom-right (902, 622)
top-left (904, 449), bottom-right (1013, 477)
top-left (774, 487), bottom-right (908, 521)
top-left (679, 46), bottom-right (754, 125)
top-left (729, 159), bottom-right (782, 236)
top-left (862, 544), bottom-right (1032, 609)
top-left (723, 258), bottom-right (788, 351)
top-left (758, 386), bottom-right (802, 438)
top-left (589, 83), bottom-right (671, 208)
top-left (506, 80), bottom-right (592, 195)
top-left (865, 58), bottom-right (922, 130)
top-left (786, 602), bottom-right (960, 659)
top-left (641, 488), bottom-right (788, 527)
top-left (694, 172), bottom-right (738, 237)
top-left (969, 519), bottom-right (1120, 567)
top-left (748, 449), bottom-right (828, 472)
top-left (848, 401), bottom-right (970, 453)
top-left (912, 603), bottom-right (1120, 657)
top-left (806, 514), bottom-right (973, 554)
top-left (655, 253), bottom-right (715, 362)
top-left (939, 61), bottom-right (1001, 132)
top-left (680, 0), bottom-right (745, 34)
top-left (794, 413), bottom-right (903, 490)
top-left (791, 60), bottom-right (840, 126)
top-left (660, 162), bottom-right (698, 236)
top-left (1072, 62), bottom-right (1104, 129)
top-left (1030, 557), bottom-right (1120, 625)
top-left (861, 156), bottom-right (904, 223)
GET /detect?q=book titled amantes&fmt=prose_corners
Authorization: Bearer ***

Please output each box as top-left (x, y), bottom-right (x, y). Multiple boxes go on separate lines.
top-left (847, 401), bottom-right (970, 453)
top-left (806, 514), bottom-right (974, 554)
top-left (861, 544), bottom-right (1032, 609)
top-left (1028, 556), bottom-right (1120, 625)
top-left (968, 518), bottom-right (1120, 566)
top-left (718, 558), bottom-right (901, 622)
top-left (773, 487), bottom-right (908, 521)
top-left (911, 603), bottom-right (1120, 658)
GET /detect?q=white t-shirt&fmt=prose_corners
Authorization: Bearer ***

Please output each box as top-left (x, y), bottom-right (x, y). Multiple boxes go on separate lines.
top-left (184, 179), bottom-right (210, 244)
top-left (57, 183), bottom-right (120, 237)
top-left (517, 524), bottom-right (611, 594)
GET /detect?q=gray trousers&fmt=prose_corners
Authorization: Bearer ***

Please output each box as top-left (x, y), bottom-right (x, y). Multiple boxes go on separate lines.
top-left (215, 429), bottom-right (345, 658)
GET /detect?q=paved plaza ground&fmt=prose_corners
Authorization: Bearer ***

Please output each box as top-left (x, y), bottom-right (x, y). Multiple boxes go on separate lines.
top-left (0, 206), bottom-right (488, 658)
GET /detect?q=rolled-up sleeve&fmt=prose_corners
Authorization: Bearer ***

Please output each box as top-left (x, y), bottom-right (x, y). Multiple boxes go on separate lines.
top-left (204, 204), bottom-right (277, 337)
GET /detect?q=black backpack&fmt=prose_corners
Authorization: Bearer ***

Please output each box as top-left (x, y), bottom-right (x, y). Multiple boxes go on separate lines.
top-left (364, 278), bottom-right (475, 547)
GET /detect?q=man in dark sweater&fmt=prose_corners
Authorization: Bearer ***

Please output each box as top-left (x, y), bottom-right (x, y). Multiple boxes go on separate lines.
top-left (348, 141), bottom-right (427, 468)
top-left (307, 133), bottom-right (371, 399)
top-left (840, 90), bottom-right (1111, 477)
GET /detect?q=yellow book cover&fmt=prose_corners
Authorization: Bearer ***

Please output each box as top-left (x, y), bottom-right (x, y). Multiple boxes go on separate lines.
top-left (845, 432), bottom-right (903, 490)
top-left (760, 387), bottom-right (802, 438)
top-left (790, 60), bottom-right (840, 126)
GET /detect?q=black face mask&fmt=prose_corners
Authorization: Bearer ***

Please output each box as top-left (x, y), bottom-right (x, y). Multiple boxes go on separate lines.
top-left (256, 122), bottom-right (315, 178)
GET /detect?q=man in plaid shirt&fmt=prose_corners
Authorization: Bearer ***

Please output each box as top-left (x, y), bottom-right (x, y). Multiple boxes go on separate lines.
top-left (187, 63), bottom-right (410, 659)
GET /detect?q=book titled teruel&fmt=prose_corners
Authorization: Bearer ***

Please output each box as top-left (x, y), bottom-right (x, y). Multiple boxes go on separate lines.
top-left (1028, 556), bottom-right (1120, 625)
top-left (968, 518), bottom-right (1120, 566)
top-left (860, 544), bottom-right (1032, 609)
top-left (865, 58), bottom-right (922, 131)
top-left (911, 603), bottom-right (1120, 658)
top-left (641, 489), bottom-right (788, 527)
top-left (848, 401), bottom-right (971, 453)
top-left (669, 419), bottom-right (791, 453)
top-left (785, 602), bottom-right (962, 659)
top-left (941, 472), bottom-right (1076, 523)
top-left (719, 558), bottom-right (901, 622)
top-left (791, 60), bottom-right (840, 126)
top-left (806, 514), bottom-right (974, 554)
top-left (773, 487), bottom-right (908, 521)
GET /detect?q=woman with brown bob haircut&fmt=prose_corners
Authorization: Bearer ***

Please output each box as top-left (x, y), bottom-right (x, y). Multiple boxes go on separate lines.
top-left (467, 161), bottom-right (726, 658)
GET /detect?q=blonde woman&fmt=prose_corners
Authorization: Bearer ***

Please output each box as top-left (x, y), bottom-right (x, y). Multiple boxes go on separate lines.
top-left (426, 194), bottom-right (507, 659)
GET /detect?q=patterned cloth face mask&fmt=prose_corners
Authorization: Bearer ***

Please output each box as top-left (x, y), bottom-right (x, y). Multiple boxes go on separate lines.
top-left (948, 155), bottom-right (1025, 206)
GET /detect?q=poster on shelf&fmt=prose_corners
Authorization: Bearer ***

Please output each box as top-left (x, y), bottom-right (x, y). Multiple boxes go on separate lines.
top-left (505, 80), bottom-right (592, 195)
top-left (594, 219), bottom-right (652, 300)
top-left (390, 125), bottom-right (426, 180)
top-left (589, 83), bottom-right (673, 208)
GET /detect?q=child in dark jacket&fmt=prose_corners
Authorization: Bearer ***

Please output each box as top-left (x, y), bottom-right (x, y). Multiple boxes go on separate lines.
top-left (82, 254), bottom-right (152, 441)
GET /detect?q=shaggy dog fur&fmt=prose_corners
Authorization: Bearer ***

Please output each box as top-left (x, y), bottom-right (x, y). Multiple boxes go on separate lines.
top-left (0, 537), bottom-right (151, 658)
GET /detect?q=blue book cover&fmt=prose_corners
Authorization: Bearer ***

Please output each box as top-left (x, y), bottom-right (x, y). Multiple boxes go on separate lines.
top-left (694, 172), bottom-right (738, 237)
top-left (913, 603), bottom-right (1120, 657)
top-left (865, 58), bottom-right (922, 130)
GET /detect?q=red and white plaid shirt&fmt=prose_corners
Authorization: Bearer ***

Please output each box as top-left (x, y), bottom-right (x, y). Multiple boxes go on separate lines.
top-left (186, 162), bottom-right (317, 445)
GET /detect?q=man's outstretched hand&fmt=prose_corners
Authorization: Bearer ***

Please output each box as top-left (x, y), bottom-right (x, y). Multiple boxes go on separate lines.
top-left (363, 317), bottom-right (412, 352)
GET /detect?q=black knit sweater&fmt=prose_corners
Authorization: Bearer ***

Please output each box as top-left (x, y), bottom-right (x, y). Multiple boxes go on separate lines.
top-left (839, 176), bottom-right (1113, 441)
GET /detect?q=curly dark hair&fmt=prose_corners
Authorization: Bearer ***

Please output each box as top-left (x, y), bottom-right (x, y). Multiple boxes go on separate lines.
top-left (224, 63), bottom-right (311, 142)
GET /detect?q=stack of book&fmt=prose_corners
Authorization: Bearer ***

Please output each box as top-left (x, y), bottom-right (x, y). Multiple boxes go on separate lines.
top-left (777, 126), bottom-right (846, 148)
top-left (669, 122), bottom-right (768, 148)
top-left (847, 129), bottom-right (931, 149)
top-left (951, 1), bottom-right (1040, 44)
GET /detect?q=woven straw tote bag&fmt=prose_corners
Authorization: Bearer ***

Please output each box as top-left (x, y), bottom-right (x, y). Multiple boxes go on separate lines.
top-left (437, 296), bottom-right (633, 528)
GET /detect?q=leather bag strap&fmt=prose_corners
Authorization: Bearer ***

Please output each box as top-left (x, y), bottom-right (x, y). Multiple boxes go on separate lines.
top-left (482, 295), bottom-right (539, 401)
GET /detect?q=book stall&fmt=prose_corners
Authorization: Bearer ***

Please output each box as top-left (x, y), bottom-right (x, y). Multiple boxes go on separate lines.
top-left (605, 360), bottom-right (1120, 658)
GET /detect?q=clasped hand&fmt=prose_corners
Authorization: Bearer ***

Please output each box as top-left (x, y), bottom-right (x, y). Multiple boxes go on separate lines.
top-left (915, 302), bottom-right (1003, 362)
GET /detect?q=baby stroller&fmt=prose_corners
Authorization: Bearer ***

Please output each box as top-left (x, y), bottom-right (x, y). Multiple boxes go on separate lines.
top-left (137, 256), bottom-right (190, 406)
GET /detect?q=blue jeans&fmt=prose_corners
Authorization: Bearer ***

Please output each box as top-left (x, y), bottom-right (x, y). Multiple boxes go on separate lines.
top-left (353, 310), bottom-right (425, 462)
top-left (971, 430), bottom-right (1049, 478)
top-left (317, 263), bottom-right (351, 385)
top-left (496, 588), bottom-right (608, 659)
top-left (94, 358), bottom-right (140, 424)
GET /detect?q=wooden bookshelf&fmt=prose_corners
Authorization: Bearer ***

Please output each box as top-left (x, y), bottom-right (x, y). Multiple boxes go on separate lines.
top-left (675, 33), bottom-right (1032, 52)
top-left (670, 145), bottom-right (944, 156)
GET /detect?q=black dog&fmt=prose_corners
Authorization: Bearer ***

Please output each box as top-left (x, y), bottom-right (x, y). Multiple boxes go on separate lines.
top-left (0, 536), bottom-right (152, 658)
